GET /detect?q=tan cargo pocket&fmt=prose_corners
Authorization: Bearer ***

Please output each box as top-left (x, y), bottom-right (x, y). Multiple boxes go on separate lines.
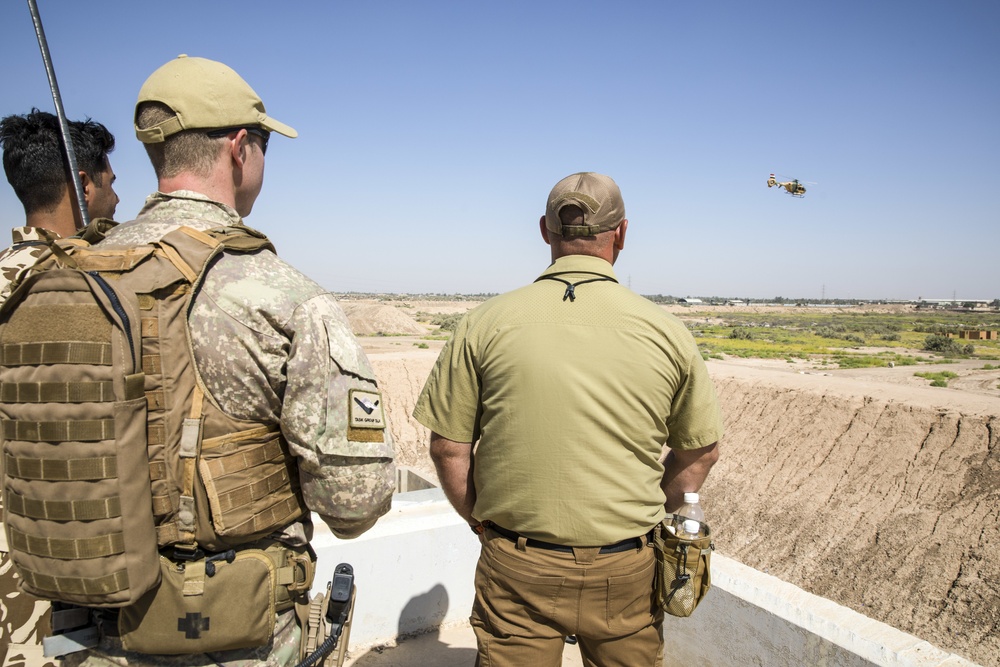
top-left (120, 549), bottom-right (277, 654)
top-left (198, 427), bottom-right (305, 538)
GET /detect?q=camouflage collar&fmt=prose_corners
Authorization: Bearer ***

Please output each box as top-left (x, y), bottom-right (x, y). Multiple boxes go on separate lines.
top-left (10, 226), bottom-right (60, 246)
top-left (100, 192), bottom-right (246, 247)
top-left (136, 191), bottom-right (244, 229)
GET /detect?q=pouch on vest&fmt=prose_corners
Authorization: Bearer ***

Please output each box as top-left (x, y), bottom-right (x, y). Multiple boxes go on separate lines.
top-left (0, 224), bottom-right (307, 611)
top-left (119, 541), bottom-right (315, 654)
top-left (652, 515), bottom-right (713, 617)
top-left (0, 267), bottom-right (158, 607)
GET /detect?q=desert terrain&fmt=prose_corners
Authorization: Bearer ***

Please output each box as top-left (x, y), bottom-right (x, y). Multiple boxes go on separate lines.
top-left (343, 299), bottom-right (1000, 666)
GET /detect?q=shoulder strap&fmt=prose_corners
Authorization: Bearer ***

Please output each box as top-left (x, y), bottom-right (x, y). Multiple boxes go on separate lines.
top-left (204, 224), bottom-right (275, 254)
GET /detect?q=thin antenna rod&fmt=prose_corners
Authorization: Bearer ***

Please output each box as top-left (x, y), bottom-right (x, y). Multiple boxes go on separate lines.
top-left (26, 0), bottom-right (90, 229)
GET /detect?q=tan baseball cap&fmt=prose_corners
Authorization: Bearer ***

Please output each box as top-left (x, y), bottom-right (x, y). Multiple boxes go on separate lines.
top-left (544, 172), bottom-right (625, 237)
top-left (134, 55), bottom-right (297, 143)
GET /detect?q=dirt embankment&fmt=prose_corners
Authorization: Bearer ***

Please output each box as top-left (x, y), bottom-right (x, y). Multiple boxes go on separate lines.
top-left (368, 348), bottom-right (441, 473)
top-left (362, 338), bottom-right (999, 666)
top-left (703, 366), bottom-right (998, 666)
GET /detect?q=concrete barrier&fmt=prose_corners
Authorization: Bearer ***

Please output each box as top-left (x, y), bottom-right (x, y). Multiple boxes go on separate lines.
top-left (311, 489), bottom-right (979, 666)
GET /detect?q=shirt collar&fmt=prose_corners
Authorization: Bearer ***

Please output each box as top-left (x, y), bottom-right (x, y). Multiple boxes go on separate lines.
top-left (136, 190), bottom-right (244, 229)
top-left (537, 254), bottom-right (618, 282)
top-left (11, 226), bottom-right (59, 245)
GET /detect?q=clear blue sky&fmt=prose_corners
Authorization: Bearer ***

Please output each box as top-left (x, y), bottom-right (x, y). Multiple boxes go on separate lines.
top-left (2, 1), bottom-right (997, 300)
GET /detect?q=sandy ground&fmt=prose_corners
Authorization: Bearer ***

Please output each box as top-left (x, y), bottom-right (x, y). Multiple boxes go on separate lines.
top-left (346, 300), bottom-right (1000, 666)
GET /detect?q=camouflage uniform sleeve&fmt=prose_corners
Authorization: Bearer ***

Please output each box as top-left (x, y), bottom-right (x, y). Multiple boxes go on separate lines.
top-left (281, 295), bottom-right (395, 539)
top-left (0, 244), bottom-right (48, 307)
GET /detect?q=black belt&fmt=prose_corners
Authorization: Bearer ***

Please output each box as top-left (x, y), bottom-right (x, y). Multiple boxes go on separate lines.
top-left (488, 524), bottom-right (649, 554)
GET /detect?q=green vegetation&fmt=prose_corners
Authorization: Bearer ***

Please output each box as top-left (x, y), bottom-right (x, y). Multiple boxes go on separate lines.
top-left (914, 371), bottom-right (958, 387)
top-left (681, 309), bottom-right (1000, 369)
top-left (414, 312), bottom-right (465, 333)
top-left (923, 335), bottom-right (974, 357)
top-left (431, 313), bottom-right (464, 332)
top-left (414, 342), bottom-right (429, 349)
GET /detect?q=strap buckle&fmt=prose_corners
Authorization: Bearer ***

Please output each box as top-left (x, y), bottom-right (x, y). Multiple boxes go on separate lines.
top-left (287, 552), bottom-right (316, 593)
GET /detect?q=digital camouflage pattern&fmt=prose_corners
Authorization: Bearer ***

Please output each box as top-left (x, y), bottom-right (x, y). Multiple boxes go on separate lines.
top-left (0, 192), bottom-right (392, 665)
top-left (101, 191), bottom-right (395, 539)
top-left (1, 226), bottom-right (58, 667)
top-left (0, 227), bottom-right (57, 305)
top-left (60, 609), bottom-right (301, 667)
top-left (55, 191), bottom-right (395, 665)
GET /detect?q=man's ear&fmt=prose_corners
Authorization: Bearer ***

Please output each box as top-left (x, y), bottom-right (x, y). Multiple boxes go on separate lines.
top-left (230, 128), bottom-right (249, 167)
top-left (540, 215), bottom-right (551, 246)
top-left (614, 219), bottom-right (628, 250)
top-left (78, 170), bottom-right (94, 205)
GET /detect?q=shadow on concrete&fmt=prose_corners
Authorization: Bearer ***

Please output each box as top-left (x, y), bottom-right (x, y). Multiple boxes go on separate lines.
top-left (348, 584), bottom-right (478, 667)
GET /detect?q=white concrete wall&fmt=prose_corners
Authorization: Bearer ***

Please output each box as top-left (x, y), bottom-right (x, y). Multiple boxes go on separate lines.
top-left (662, 556), bottom-right (979, 666)
top-left (309, 488), bottom-right (479, 648)
top-left (310, 490), bottom-right (979, 666)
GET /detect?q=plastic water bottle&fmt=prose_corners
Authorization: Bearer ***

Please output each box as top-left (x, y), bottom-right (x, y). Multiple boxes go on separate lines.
top-left (672, 492), bottom-right (705, 538)
top-left (677, 519), bottom-right (701, 540)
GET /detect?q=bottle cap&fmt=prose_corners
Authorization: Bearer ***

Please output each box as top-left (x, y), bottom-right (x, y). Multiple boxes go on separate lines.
top-left (682, 519), bottom-right (700, 535)
top-left (683, 492), bottom-right (700, 504)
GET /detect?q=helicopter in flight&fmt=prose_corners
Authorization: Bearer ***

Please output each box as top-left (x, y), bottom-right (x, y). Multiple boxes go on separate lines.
top-left (767, 173), bottom-right (807, 197)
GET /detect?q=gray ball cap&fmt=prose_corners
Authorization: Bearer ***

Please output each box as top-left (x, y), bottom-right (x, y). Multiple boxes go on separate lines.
top-left (135, 55), bottom-right (297, 143)
top-left (545, 172), bottom-right (625, 237)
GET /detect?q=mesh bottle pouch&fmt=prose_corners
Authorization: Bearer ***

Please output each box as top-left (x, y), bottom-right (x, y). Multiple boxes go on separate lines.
top-left (652, 515), bottom-right (713, 617)
top-left (119, 541), bottom-right (314, 654)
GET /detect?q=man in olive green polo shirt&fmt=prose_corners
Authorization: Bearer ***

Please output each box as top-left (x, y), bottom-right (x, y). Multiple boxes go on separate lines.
top-left (413, 172), bottom-right (723, 667)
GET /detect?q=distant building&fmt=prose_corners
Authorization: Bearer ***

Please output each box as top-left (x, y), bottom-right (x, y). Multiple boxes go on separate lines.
top-left (958, 330), bottom-right (998, 340)
top-left (679, 297), bottom-right (704, 305)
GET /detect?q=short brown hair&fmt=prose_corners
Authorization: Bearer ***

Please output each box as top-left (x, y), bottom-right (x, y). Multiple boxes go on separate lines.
top-left (136, 102), bottom-right (223, 178)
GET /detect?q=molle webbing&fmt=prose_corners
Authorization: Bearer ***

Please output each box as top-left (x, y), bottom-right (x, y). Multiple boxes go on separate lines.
top-left (8, 525), bottom-right (125, 559)
top-left (6, 494), bottom-right (121, 521)
top-left (0, 263), bottom-right (156, 607)
top-left (19, 568), bottom-right (130, 597)
top-left (4, 453), bottom-right (117, 480)
top-left (0, 223), bottom-right (300, 609)
top-left (3, 418), bottom-right (114, 442)
top-left (1, 380), bottom-right (115, 403)
top-left (0, 341), bottom-right (112, 365)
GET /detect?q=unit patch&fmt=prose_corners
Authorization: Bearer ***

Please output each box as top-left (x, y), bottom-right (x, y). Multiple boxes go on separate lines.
top-left (348, 389), bottom-right (386, 441)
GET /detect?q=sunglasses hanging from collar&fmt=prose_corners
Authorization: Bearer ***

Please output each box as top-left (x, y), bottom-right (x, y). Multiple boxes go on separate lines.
top-left (534, 271), bottom-right (618, 302)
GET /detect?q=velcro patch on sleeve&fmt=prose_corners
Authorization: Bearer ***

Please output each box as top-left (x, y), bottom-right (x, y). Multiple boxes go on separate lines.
top-left (348, 389), bottom-right (385, 430)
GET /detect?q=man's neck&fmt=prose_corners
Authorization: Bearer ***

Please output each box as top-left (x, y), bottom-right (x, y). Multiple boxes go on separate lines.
top-left (158, 171), bottom-right (236, 211)
top-left (24, 197), bottom-right (81, 238)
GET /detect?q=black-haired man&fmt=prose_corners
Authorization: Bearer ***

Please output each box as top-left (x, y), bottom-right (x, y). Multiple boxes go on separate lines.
top-left (0, 108), bottom-right (118, 302)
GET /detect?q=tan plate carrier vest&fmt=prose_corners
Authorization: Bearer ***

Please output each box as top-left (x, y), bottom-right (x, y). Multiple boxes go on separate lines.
top-left (0, 225), bottom-right (308, 608)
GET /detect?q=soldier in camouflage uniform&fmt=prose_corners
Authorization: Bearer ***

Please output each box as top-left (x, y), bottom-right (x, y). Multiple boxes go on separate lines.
top-left (58, 55), bottom-right (395, 667)
top-left (0, 110), bottom-right (118, 667)
top-left (0, 110), bottom-right (119, 304)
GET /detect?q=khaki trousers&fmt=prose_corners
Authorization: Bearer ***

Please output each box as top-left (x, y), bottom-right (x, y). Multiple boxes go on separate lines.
top-left (471, 528), bottom-right (663, 667)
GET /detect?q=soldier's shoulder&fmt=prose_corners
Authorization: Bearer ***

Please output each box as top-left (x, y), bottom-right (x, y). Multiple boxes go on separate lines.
top-left (204, 250), bottom-right (328, 316)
